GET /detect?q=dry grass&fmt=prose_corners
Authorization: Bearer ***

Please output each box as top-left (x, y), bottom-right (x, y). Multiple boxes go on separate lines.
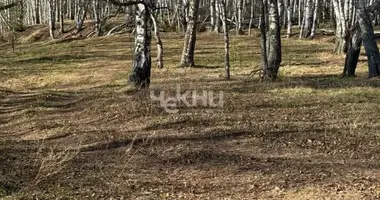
top-left (1, 30), bottom-right (380, 199)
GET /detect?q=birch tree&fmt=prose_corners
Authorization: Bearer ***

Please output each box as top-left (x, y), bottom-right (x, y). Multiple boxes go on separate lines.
top-left (107, 0), bottom-right (154, 89)
top-left (332, 0), bottom-right (346, 54)
top-left (343, 0), bottom-right (380, 77)
top-left (356, 0), bottom-right (380, 77)
top-left (260, 0), bottom-right (282, 81)
top-left (285, 0), bottom-right (294, 38)
top-left (151, 12), bottom-right (164, 68)
top-left (300, 0), bottom-right (313, 39)
top-left (309, 0), bottom-right (319, 38)
top-left (179, 0), bottom-right (200, 67)
top-left (218, 0), bottom-right (230, 79)
top-left (48, 0), bottom-right (55, 39)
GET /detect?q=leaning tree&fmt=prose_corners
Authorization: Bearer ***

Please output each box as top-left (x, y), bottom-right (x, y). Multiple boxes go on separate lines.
top-left (343, 0), bottom-right (380, 78)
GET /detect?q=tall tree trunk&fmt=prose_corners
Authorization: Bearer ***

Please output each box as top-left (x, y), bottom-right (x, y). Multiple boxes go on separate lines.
top-left (332, 0), bottom-right (347, 54)
top-left (277, 0), bottom-right (284, 27)
top-left (298, 0), bottom-right (302, 27)
top-left (261, 0), bottom-right (282, 81)
top-left (237, 0), bottom-right (244, 34)
top-left (48, 0), bottom-right (55, 39)
top-left (357, 0), bottom-right (380, 77)
top-left (300, 0), bottom-right (313, 38)
top-left (248, 0), bottom-right (255, 35)
top-left (343, 27), bottom-right (362, 77)
top-left (130, 3), bottom-right (152, 89)
top-left (219, 0), bottom-right (230, 79)
top-left (180, 0), bottom-right (200, 67)
top-left (76, 1), bottom-right (88, 34)
top-left (286, 0), bottom-right (294, 38)
top-left (342, 0), bottom-right (380, 77)
top-left (60, 0), bottom-right (64, 34)
top-left (214, 0), bottom-right (220, 32)
top-left (260, 0), bottom-right (268, 79)
top-left (35, 0), bottom-right (41, 24)
top-left (151, 12), bottom-right (164, 69)
top-left (310, 0), bottom-right (319, 38)
top-left (210, 0), bottom-right (216, 30)
top-left (93, 0), bottom-right (101, 36)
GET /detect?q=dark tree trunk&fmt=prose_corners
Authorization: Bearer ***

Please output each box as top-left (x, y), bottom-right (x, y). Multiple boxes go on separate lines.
top-left (260, 0), bottom-right (268, 79)
top-left (35, 0), bottom-right (41, 24)
top-left (343, 28), bottom-right (362, 77)
top-left (60, 0), bottom-right (65, 34)
top-left (357, 0), bottom-right (380, 77)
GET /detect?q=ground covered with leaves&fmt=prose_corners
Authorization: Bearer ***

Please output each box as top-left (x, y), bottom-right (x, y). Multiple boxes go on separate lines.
top-left (1, 31), bottom-right (380, 199)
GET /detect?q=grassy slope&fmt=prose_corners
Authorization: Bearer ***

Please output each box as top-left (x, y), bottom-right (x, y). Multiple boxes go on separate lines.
top-left (1, 31), bottom-right (380, 199)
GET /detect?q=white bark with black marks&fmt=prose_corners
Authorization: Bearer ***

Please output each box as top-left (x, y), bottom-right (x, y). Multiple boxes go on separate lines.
top-left (286, 0), bottom-right (294, 38)
top-left (130, 3), bottom-right (152, 89)
top-left (180, 0), bottom-right (200, 67)
top-left (310, 0), bottom-right (319, 38)
top-left (150, 12), bottom-right (164, 69)
top-left (261, 0), bottom-right (282, 81)
top-left (332, 0), bottom-right (346, 54)
top-left (356, 0), bottom-right (380, 77)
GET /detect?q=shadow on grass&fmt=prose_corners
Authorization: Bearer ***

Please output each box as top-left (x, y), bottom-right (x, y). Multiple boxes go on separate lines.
top-left (80, 130), bottom-right (252, 152)
top-left (15, 55), bottom-right (90, 64)
top-left (192, 65), bottom-right (221, 69)
top-left (0, 90), bottom-right (83, 115)
top-left (222, 74), bottom-right (380, 94)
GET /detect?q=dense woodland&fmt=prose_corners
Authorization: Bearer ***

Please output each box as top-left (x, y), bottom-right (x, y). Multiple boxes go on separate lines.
top-left (1, 0), bottom-right (380, 87)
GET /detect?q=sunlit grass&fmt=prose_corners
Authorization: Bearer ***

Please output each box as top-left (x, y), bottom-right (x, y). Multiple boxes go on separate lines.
top-left (1, 30), bottom-right (380, 199)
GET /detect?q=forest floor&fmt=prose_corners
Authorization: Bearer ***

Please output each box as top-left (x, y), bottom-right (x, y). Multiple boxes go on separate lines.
top-left (1, 30), bottom-right (380, 199)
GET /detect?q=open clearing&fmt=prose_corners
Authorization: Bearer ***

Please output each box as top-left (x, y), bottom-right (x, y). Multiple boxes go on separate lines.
top-left (1, 32), bottom-right (380, 199)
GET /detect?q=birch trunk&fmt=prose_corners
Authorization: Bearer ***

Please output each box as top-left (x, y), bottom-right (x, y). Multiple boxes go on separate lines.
top-left (260, 0), bottom-right (268, 79)
top-left (210, 0), bottom-right (215, 30)
top-left (151, 12), bottom-right (164, 69)
top-left (219, 0), bottom-right (230, 79)
top-left (310, 0), bottom-right (319, 38)
top-left (130, 3), bottom-right (152, 89)
top-left (93, 0), bottom-right (101, 36)
top-left (300, 0), bottom-right (312, 38)
top-left (237, 0), bottom-right (243, 34)
top-left (48, 0), bottom-right (55, 39)
top-left (357, 0), bottom-right (380, 77)
top-left (261, 0), bottom-right (281, 81)
top-left (59, 0), bottom-right (64, 33)
top-left (343, 28), bottom-right (361, 77)
top-left (180, 0), bottom-right (200, 67)
top-left (286, 0), bottom-right (294, 38)
top-left (332, 0), bottom-right (346, 54)
top-left (248, 0), bottom-right (254, 35)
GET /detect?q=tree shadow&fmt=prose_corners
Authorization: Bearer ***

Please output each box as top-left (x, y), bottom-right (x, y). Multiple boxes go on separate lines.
top-left (192, 65), bottom-right (221, 69)
top-left (80, 129), bottom-right (252, 152)
top-left (0, 90), bottom-right (83, 115)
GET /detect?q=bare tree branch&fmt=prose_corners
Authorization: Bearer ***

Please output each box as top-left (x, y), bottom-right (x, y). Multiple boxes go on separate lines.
top-left (105, 0), bottom-right (148, 7)
top-left (0, 1), bottom-right (21, 11)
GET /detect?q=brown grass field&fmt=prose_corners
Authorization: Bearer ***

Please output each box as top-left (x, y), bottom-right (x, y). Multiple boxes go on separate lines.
top-left (1, 30), bottom-right (380, 199)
